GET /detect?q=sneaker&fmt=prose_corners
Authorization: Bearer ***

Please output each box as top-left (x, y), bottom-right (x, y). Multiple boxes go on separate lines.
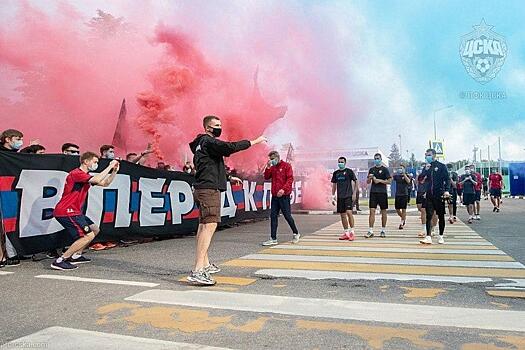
top-left (420, 236), bottom-right (432, 245)
top-left (120, 238), bottom-right (139, 245)
top-left (438, 236), bottom-right (445, 244)
top-left (398, 224), bottom-right (403, 230)
top-left (0, 259), bottom-right (6, 268)
top-left (5, 257), bottom-right (20, 266)
top-left (204, 263), bottom-right (221, 274)
top-left (104, 242), bottom-right (118, 249)
top-left (347, 232), bottom-right (355, 241)
top-left (468, 218), bottom-right (473, 224)
top-left (51, 259), bottom-right (78, 270)
top-left (187, 269), bottom-right (216, 286)
top-left (89, 243), bottom-right (107, 251)
top-left (380, 231), bottom-right (386, 238)
top-left (496, 207), bottom-right (500, 212)
top-left (292, 233), bottom-right (301, 244)
top-left (68, 255), bottom-right (91, 264)
top-left (448, 217), bottom-right (454, 224)
top-left (339, 232), bottom-right (350, 240)
top-left (46, 249), bottom-right (60, 259)
top-left (364, 231), bottom-right (374, 239)
top-left (417, 231), bottom-right (426, 238)
top-left (475, 215), bottom-right (481, 220)
top-left (262, 239), bottom-right (278, 246)
top-left (453, 216), bottom-right (457, 222)
top-left (493, 207), bottom-right (497, 212)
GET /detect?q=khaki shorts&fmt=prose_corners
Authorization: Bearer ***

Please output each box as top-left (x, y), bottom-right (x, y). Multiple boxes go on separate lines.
top-left (194, 189), bottom-right (221, 224)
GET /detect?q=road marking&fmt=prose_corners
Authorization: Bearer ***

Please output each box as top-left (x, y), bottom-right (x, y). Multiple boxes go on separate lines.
top-left (259, 248), bottom-right (514, 261)
top-left (0, 271), bottom-right (14, 275)
top-left (311, 233), bottom-right (485, 239)
top-left (300, 238), bottom-right (494, 245)
top-left (224, 259), bottom-right (525, 278)
top-left (287, 241), bottom-right (499, 250)
top-left (35, 274), bottom-right (159, 288)
top-left (239, 254), bottom-right (524, 269)
top-left (487, 290), bottom-right (525, 298)
top-left (1, 326), bottom-right (231, 350)
top-left (492, 279), bottom-right (525, 290)
top-left (270, 245), bottom-right (506, 255)
top-left (125, 290), bottom-right (525, 332)
top-left (254, 269), bottom-right (493, 283)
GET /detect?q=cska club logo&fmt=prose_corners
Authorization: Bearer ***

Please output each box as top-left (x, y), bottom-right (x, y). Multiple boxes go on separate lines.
top-left (459, 19), bottom-right (507, 84)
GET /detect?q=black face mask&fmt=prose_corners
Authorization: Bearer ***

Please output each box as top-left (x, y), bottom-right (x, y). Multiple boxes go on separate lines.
top-left (209, 127), bottom-right (222, 138)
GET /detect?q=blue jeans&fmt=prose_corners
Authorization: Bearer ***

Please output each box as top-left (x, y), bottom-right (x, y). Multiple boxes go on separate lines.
top-left (270, 195), bottom-right (298, 240)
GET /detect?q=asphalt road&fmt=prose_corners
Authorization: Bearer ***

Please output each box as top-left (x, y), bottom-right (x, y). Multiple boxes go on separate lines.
top-left (1, 200), bottom-right (524, 350)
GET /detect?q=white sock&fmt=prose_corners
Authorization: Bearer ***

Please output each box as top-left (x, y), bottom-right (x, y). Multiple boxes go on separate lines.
top-left (422, 224), bottom-right (426, 231)
top-left (71, 253), bottom-right (81, 259)
top-left (368, 227), bottom-right (373, 232)
top-left (344, 228), bottom-right (350, 233)
top-left (350, 228), bottom-right (355, 233)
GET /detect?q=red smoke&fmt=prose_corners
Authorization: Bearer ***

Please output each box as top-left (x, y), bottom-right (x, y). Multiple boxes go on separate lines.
top-left (0, 2), bottom-right (363, 208)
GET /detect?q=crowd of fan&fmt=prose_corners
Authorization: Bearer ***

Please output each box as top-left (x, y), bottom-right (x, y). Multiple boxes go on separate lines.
top-left (0, 128), bottom-right (196, 267)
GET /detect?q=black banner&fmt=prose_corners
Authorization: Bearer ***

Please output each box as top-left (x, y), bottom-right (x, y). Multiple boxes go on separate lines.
top-left (0, 152), bottom-right (303, 255)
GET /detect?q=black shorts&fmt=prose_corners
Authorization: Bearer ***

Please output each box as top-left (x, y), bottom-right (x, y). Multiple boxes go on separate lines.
top-left (463, 193), bottom-right (476, 206)
top-left (369, 192), bottom-right (388, 210)
top-left (395, 195), bottom-right (409, 209)
top-left (475, 190), bottom-right (481, 201)
top-left (55, 215), bottom-right (95, 240)
top-left (416, 193), bottom-right (426, 208)
top-left (490, 188), bottom-right (502, 198)
top-left (426, 195), bottom-right (446, 216)
top-left (457, 188), bottom-right (463, 196)
top-left (336, 197), bottom-right (353, 213)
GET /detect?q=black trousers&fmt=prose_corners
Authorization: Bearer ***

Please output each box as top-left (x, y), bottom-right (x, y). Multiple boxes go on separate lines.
top-left (270, 195), bottom-right (298, 240)
top-left (426, 194), bottom-right (446, 236)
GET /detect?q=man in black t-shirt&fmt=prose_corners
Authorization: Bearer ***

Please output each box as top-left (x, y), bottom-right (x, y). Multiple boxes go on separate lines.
top-left (393, 164), bottom-right (411, 229)
top-left (331, 157), bottom-right (358, 241)
top-left (459, 166), bottom-right (477, 224)
top-left (366, 153), bottom-right (392, 238)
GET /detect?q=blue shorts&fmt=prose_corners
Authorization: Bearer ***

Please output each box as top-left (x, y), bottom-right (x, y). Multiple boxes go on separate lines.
top-left (475, 190), bottom-right (481, 201)
top-left (55, 215), bottom-right (95, 240)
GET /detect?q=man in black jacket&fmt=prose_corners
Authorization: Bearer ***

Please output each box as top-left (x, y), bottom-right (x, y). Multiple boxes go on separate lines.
top-left (187, 115), bottom-right (267, 285)
top-left (419, 148), bottom-right (450, 245)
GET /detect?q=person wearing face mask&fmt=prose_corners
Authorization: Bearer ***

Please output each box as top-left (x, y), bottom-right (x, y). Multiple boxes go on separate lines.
top-left (460, 166), bottom-right (477, 224)
top-left (0, 129), bottom-right (24, 152)
top-left (262, 150), bottom-right (300, 246)
top-left (331, 157), bottom-right (358, 240)
top-left (419, 149), bottom-right (450, 245)
top-left (446, 163), bottom-right (459, 224)
top-left (51, 152), bottom-right (120, 270)
top-left (100, 144), bottom-right (116, 160)
top-left (188, 115), bottom-right (267, 286)
top-left (393, 164), bottom-right (411, 229)
top-left (366, 153), bottom-right (392, 238)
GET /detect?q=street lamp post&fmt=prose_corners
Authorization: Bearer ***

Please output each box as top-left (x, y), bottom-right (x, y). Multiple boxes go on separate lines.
top-left (433, 105), bottom-right (454, 140)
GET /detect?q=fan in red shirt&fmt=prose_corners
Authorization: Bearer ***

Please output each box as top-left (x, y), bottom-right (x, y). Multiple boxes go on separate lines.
top-left (51, 151), bottom-right (120, 271)
top-left (489, 170), bottom-right (504, 212)
top-left (262, 150), bottom-right (300, 246)
top-left (470, 164), bottom-right (483, 220)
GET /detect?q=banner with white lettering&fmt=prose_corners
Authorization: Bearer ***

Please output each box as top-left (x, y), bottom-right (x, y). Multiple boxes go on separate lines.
top-left (0, 152), bottom-right (303, 255)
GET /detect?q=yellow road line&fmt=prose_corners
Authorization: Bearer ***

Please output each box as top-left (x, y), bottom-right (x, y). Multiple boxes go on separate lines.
top-left (258, 248), bottom-right (515, 261)
top-left (487, 290), bottom-right (525, 298)
top-left (224, 259), bottom-right (525, 278)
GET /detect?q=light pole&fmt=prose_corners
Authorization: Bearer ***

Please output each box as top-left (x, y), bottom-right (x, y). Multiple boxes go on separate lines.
top-left (433, 105), bottom-right (454, 140)
top-left (398, 134), bottom-right (402, 161)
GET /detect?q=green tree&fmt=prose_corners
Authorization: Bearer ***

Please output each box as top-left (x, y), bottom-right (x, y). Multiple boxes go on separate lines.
top-left (388, 143), bottom-right (402, 168)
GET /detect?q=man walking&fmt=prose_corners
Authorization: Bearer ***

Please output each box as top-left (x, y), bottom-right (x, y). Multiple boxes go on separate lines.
top-left (331, 157), bottom-right (358, 240)
top-left (366, 153), bottom-right (392, 238)
top-left (460, 166), bottom-right (477, 224)
top-left (419, 149), bottom-right (450, 245)
top-left (393, 164), bottom-right (411, 229)
top-left (447, 163), bottom-right (458, 224)
top-left (262, 151), bottom-right (300, 246)
top-left (188, 115), bottom-right (266, 285)
top-left (470, 165), bottom-right (482, 220)
top-left (489, 169), bottom-right (504, 212)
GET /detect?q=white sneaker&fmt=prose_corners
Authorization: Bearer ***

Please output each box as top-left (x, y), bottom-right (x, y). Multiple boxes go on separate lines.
top-left (419, 236), bottom-right (432, 245)
top-left (262, 239), bottom-right (278, 246)
top-left (438, 236), bottom-right (445, 244)
top-left (476, 215), bottom-right (481, 220)
top-left (292, 233), bottom-right (301, 244)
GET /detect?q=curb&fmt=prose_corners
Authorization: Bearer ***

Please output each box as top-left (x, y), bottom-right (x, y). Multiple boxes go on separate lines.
top-left (293, 208), bottom-right (419, 215)
top-left (505, 195), bottom-right (525, 199)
